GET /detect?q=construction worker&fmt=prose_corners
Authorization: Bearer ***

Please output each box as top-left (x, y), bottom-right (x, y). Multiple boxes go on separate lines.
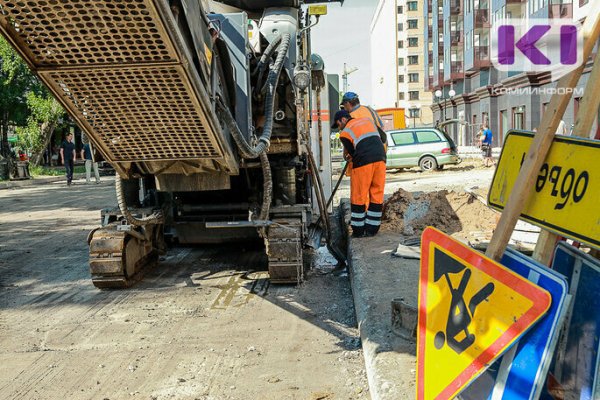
top-left (332, 110), bottom-right (386, 238)
top-left (340, 92), bottom-right (387, 179)
top-left (341, 92), bottom-right (384, 129)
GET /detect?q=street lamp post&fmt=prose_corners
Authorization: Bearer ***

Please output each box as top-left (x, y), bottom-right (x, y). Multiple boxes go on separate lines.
top-left (342, 63), bottom-right (359, 94)
top-left (410, 105), bottom-right (421, 128)
top-left (448, 89), bottom-right (456, 121)
top-left (435, 89), bottom-right (456, 123)
top-left (435, 90), bottom-right (443, 123)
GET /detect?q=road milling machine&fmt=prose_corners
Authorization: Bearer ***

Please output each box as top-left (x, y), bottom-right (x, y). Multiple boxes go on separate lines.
top-left (0, 0), bottom-right (344, 288)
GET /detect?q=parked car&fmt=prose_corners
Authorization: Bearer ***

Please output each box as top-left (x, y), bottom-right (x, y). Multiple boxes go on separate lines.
top-left (385, 128), bottom-right (461, 171)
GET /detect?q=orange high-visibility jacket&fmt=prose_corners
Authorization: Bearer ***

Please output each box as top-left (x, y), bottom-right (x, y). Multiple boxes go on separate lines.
top-left (339, 118), bottom-right (386, 168)
top-left (350, 105), bottom-right (384, 129)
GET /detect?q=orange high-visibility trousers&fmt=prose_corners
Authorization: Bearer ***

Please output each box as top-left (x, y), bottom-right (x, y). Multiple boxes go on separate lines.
top-left (350, 161), bottom-right (386, 236)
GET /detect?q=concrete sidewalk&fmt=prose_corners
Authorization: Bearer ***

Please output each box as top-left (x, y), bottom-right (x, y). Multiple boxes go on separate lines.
top-left (342, 201), bottom-right (420, 400)
top-left (0, 173), bottom-right (89, 190)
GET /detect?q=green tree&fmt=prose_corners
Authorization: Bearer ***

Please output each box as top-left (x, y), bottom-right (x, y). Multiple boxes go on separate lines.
top-left (16, 92), bottom-right (64, 165)
top-left (0, 36), bottom-right (65, 163)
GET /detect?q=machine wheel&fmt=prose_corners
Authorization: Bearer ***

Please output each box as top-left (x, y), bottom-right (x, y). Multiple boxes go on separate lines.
top-left (419, 156), bottom-right (438, 172)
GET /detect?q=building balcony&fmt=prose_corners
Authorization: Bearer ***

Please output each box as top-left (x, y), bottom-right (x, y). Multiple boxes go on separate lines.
top-left (451, 31), bottom-right (464, 45)
top-left (473, 46), bottom-right (491, 69)
top-left (451, 61), bottom-right (463, 73)
top-left (450, 0), bottom-right (462, 14)
top-left (432, 72), bottom-right (444, 88)
top-left (475, 9), bottom-right (490, 28)
top-left (550, 3), bottom-right (573, 19)
top-left (449, 61), bottom-right (463, 81)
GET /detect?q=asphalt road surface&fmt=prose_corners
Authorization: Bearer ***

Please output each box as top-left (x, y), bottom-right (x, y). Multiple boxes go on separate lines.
top-left (0, 178), bottom-right (368, 400)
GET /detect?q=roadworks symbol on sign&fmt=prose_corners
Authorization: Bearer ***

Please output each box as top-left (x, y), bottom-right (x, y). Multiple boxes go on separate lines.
top-left (417, 227), bottom-right (552, 400)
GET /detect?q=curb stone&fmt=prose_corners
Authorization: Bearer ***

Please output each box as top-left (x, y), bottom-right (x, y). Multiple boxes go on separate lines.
top-left (0, 173), bottom-right (90, 190)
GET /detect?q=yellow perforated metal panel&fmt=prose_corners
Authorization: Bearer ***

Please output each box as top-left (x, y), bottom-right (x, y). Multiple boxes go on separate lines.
top-left (0, 0), bottom-right (178, 65)
top-left (44, 66), bottom-right (221, 161)
top-left (0, 0), bottom-right (234, 167)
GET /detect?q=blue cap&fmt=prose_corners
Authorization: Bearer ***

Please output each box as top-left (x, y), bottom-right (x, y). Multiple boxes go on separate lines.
top-left (332, 109), bottom-right (351, 129)
top-left (341, 92), bottom-right (359, 105)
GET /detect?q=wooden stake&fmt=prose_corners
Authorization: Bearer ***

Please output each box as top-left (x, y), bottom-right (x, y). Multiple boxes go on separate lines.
top-left (486, 10), bottom-right (600, 261)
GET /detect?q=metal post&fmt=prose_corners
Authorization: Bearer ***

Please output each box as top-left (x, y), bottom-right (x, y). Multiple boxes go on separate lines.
top-left (443, 99), bottom-right (446, 121)
top-left (343, 62), bottom-right (348, 93)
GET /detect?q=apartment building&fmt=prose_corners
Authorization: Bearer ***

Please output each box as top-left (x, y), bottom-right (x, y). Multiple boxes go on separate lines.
top-left (370, 0), bottom-right (399, 109)
top-left (424, 0), bottom-right (599, 146)
top-left (371, 0), bottom-right (434, 127)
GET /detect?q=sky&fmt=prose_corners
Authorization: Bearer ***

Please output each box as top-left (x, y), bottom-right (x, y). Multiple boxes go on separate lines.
top-left (309, 0), bottom-right (380, 104)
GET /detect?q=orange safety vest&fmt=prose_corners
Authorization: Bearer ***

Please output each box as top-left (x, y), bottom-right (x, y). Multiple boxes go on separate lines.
top-left (339, 118), bottom-right (386, 170)
top-left (350, 105), bottom-right (383, 129)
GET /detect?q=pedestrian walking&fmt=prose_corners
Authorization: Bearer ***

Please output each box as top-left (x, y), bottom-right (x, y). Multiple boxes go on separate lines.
top-left (476, 126), bottom-right (484, 148)
top-left (333, 110), bottom-right (386, 238)
top-left (556, 119), bottom-right (568, 135)
top-left (81, 143), bottom-right (100, 184)
top-left (60, 133), bottom-right (76, 185)
top-left (480, 123), bottom-right (494, 167)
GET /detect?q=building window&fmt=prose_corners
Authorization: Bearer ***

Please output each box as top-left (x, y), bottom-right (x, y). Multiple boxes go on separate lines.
top-left (398, 40), bottom-right (404, 49)
top-left (399, 75), bottom-right (405, 83)
top-left (397, 5), bottom-right (403, 14)
top-left (409, 73), bottom-right (419, 83)
top-left (409, 91), bottom-right (420, 100)
top-left (408, 37), bottom-right (418, 47)
top-left (408, 55), bottom-right (419, 65)
top-left (407, 1), bottom-right (418, 11)
top-left (512, 107), bottom-right (525, 130)
top-left (398, 57), bottom-right (404, 66)
top-left (398, 22), bottom-right (404, 31)
top-left (399, 92), bottom-right (405, 100)
top-left (408, 19), bottom-right (418, 29)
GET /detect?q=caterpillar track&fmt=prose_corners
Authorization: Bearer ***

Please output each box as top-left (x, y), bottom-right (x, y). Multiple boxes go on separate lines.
top-left (89, 224), bottom-right (163, 289)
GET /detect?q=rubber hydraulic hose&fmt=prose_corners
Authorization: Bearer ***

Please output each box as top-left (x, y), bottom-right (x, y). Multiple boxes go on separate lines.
top-left (116, 176), bottom-right (163, 226)
top-left (217, 33), bottom-right (291, 159)
top-left (260, 33), bottom-right (290, 144)
top-left (253, 34), bottom-right (283, 96)
top-left (253, 34), bottom-right (282, 79)
top-left (259, 151), bottom-right (272, 222)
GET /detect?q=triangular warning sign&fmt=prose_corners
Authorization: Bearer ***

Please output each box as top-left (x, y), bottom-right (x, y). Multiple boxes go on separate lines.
top-left (417, 228), bottom-right (551, 400)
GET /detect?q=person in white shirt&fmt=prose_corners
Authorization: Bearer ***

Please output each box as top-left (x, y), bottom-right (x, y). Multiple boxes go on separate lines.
top-left (556, 120), bottom-right (567, 135)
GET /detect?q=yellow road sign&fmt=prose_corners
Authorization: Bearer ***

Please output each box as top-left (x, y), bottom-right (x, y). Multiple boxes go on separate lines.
top-left (489, 131), bottom-right (600, 249)
top-left (308, 5), bottom-right (328, 15)
top-left (417, 228), bottom-right (551, 400)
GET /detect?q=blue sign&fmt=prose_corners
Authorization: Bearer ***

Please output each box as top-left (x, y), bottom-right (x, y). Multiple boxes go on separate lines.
top-left (458, 248), bottom-right (569, 400)
top-left (540, 243), bottom-right (600, 400)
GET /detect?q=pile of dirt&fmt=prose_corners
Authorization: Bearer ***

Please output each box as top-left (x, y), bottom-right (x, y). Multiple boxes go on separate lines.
top-left (382, 188), bottom-right (498, 239)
